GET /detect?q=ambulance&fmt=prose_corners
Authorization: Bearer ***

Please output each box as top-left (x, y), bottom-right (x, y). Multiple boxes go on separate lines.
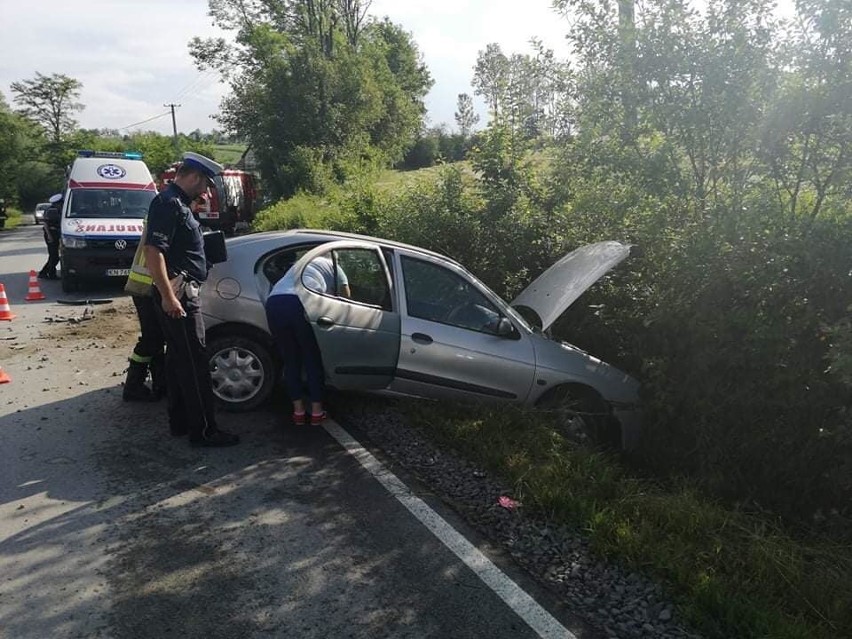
top-left (59, 151), bottom-right (159, 293)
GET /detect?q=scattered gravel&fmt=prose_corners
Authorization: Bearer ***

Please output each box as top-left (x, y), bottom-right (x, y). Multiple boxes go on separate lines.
top-left (334, 395), bottom-right (702, 639)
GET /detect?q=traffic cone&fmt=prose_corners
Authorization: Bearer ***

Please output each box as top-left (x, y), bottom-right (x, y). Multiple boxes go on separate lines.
top-left (0, 366), bottom-right (10, 384)
top-left (0, 283), bottom-right (15, 320)
top-left (25, 270), bottom-right (46, 302)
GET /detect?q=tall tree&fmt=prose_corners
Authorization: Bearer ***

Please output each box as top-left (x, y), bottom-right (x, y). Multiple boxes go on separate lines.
top-left (10, 72), bottom-right (83, 144)
top-left (472, 43), bottom-right (509, 119)
top-left (193, 0), bottom-right (431, 198)
top-left (454, 93), bottom-right (479, 137)
top-left (761, 0), bottom-right (852, 218)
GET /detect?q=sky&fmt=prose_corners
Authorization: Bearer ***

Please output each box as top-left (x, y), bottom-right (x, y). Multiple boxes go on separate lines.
top-left (0, 0), bottom-right (795, 137)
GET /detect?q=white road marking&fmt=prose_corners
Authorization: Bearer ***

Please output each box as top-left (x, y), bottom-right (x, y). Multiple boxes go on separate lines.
top-left (323, 419), bottom-right (577, 639)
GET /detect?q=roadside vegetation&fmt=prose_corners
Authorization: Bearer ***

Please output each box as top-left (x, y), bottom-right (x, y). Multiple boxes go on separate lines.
top-left (0, 206), bottom-right (23, 232)
top-left (246, 1), bottom-right (852, 636)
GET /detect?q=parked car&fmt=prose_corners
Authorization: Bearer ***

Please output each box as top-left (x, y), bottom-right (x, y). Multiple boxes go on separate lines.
top-left (34, 202), bottom-right (51, 225)
top-left (201, 230), bottom-right (641, 449)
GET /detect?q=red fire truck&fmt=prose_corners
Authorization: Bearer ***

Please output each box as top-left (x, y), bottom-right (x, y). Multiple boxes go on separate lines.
top-left (158, 164), bottom-right (258, 235)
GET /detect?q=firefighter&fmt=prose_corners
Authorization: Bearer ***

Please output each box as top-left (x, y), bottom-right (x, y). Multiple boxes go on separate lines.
top-left (123, 229), bottom-right (166, 402)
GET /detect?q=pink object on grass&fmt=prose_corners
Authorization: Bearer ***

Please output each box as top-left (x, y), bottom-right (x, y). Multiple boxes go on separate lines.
top-left (498, 496), bottom-right (521, 510)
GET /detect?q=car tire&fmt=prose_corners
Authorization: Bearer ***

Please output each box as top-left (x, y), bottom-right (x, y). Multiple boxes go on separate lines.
top-left (208, 333), bottom-right (276, 412)
top-left (61, 273), bottom-right (78, 293)
top-left (536, 385), bottom-right (622, 450)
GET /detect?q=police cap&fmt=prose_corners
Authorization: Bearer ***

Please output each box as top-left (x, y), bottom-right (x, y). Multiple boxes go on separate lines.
top-left (182, 152), bottom-right (223, 185)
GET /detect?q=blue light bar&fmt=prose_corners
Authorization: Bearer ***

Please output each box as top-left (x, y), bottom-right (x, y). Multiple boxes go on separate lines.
top-left (75, 150), bottom-right (144, 159)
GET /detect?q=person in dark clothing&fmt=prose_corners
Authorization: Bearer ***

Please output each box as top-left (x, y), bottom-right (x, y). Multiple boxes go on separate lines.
top-left (123, 295), bottom-right (167, 401)
top-left (143, 152), bottom-right (239, 447)
top-left (264, 255), bottom-right (349, 426)
top-left (123, 220), bottom-right (167, 402)
top-left (38, 194), bottom-right (62, 280)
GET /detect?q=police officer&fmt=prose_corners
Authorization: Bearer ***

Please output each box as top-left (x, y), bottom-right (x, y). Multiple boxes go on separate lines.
top-left (143, 152), bottom-right (239, 447)
top-left (123, 229), bottom-right (166, 402)
top-left (38, 193), bottom-right (62, 280)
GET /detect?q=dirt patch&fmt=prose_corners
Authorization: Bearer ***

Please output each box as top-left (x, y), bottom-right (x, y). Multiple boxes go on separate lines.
top-left (42, 298), bottom-right (139, 350)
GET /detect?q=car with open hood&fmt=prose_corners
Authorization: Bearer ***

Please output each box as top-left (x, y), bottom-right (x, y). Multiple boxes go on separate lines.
top-left (200, 230), bottom-right (641, 449)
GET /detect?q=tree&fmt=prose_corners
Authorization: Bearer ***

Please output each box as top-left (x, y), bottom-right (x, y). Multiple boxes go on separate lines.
top-left (10, 72), bottom-right (83, 144)
top-left (472, 43), bottom-right (509, 120)
top-left (455, 93), bottom-right (479, 137)
top-left (761, 0), bottom-right (852, 218)
top-left (192, 0), bottom-right (432, 198)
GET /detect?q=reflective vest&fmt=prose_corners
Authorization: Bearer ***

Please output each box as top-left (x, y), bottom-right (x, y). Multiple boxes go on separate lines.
top-left (124, 221), bottom-right (153, 297)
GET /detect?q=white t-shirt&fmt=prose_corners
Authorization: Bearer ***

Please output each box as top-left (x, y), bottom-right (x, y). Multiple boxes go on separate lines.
top-left (270, 255), bottom-right (348, 297)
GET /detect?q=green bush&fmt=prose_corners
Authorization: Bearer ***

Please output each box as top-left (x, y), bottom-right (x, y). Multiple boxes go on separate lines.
top-left (254, 128), bottom-right (852, 526)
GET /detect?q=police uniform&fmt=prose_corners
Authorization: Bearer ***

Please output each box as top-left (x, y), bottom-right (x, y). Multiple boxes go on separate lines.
top-left (146, 170), bottom-right (234, 444)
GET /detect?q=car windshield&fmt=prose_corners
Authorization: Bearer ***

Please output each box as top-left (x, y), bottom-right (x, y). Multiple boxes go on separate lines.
top-left (67, 189), bottom-right (155, 219)
top-left (36, 203), bottom-right (50, 211)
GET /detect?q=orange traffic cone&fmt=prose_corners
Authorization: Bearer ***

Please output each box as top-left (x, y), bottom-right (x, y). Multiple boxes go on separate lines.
top-left (0, 366), bottom-right (10, 384)
top-left (0, 283), bottom-right (15, 320)
top-left (25, 270), bottom-right (46, 302)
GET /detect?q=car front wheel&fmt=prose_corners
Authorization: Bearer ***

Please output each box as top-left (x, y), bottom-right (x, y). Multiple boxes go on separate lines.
top-left (61, 273), bottom-right (78, 293)
top-left (536, 385), bottom-right (622, 450)
top-left (208, 334), bottom-right (276, 412)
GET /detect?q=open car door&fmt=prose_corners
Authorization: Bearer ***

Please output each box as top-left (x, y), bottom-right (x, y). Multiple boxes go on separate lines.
top-left (286, 240), bottom-right (400, 390)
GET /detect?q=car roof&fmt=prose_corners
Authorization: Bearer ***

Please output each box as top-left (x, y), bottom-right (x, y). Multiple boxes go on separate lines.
top-left (228, 229), bottom-right (463, 267)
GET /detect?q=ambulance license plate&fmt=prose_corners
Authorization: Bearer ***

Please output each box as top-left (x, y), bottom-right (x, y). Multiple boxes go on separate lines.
top-left (106, 268), bottom-right (130, 277)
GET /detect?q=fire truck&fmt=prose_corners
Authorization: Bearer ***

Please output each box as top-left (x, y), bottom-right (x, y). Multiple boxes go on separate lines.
top-left (158, 164), bottom-right (258, 235)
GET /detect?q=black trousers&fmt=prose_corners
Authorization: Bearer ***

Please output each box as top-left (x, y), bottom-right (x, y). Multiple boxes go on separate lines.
top-left (131, 295), bottom-right (165, 364)
top-left (41, 235), bottom-right (60, 276)
top-left (152, 287), bottom-right (218, 439)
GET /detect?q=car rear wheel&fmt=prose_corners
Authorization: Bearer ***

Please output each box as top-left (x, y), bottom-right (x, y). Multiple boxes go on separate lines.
top-left (208, 334), bottom-right (276, 412)
top-left (536, 385), bottom-right (622, 450)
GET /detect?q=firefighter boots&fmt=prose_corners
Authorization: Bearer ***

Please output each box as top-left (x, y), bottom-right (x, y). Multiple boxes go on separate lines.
top-left (122, 360), bottom-right (155, 402)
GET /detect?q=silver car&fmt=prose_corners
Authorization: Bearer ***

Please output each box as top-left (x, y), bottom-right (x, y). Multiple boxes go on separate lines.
top-left (34, 202), bottom-right (51, 225)
top-left (201, 230), bottom-right (641, 449)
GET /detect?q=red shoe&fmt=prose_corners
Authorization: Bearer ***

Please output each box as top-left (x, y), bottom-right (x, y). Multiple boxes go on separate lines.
top-left (310, 411), bottom-right (327, 426)
top-left (292, 411), bottom-right (306, 426)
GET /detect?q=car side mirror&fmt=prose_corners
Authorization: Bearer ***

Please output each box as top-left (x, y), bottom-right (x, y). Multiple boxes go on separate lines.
top-left (495, 317), bottom-right (515, 338)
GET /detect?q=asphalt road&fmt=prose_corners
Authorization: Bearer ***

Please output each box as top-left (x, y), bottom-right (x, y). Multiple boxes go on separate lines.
top-left (0, 223), bottom-right (590, 639)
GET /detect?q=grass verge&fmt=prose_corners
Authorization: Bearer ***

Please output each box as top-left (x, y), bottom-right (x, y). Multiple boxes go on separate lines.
top-left (212, 143), bottom-right (248, 165)
top-left (0, 208), bottom-right (24, 232)
top-left (399, 400), bottom-right (851, 639)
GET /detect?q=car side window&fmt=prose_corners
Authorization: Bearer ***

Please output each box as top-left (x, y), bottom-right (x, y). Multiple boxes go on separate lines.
top-left (262, 246), bottom-right (311, 285)
top-left (303, 248), bottom-right (392, 311)
top-left (401, 256), bottom-right (502, 334)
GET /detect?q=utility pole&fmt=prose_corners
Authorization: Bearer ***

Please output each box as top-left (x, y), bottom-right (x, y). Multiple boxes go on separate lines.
top-left (164, 103), bottom-right (181, 149)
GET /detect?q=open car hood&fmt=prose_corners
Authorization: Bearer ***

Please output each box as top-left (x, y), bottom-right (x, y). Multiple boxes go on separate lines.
top-left (511, 241), bottom-right (632, 332)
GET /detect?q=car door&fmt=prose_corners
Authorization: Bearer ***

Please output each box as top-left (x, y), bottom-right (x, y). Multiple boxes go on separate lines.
top-left (289, 241), bottom-right (400, 390)
top-left (388, 251), bottom-right (537, 403)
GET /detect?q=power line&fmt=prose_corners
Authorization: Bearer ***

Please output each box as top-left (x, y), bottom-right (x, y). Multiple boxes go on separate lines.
top-left (171, 69), bottom-right (218, 103)
top-left (119, 111), bottom-right (171, 131)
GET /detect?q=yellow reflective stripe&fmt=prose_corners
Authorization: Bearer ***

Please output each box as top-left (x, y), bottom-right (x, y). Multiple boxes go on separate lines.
top-left (128, 269), bottom-right (153, 285)
top-left (130, 353), bottom-right (152, 364)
